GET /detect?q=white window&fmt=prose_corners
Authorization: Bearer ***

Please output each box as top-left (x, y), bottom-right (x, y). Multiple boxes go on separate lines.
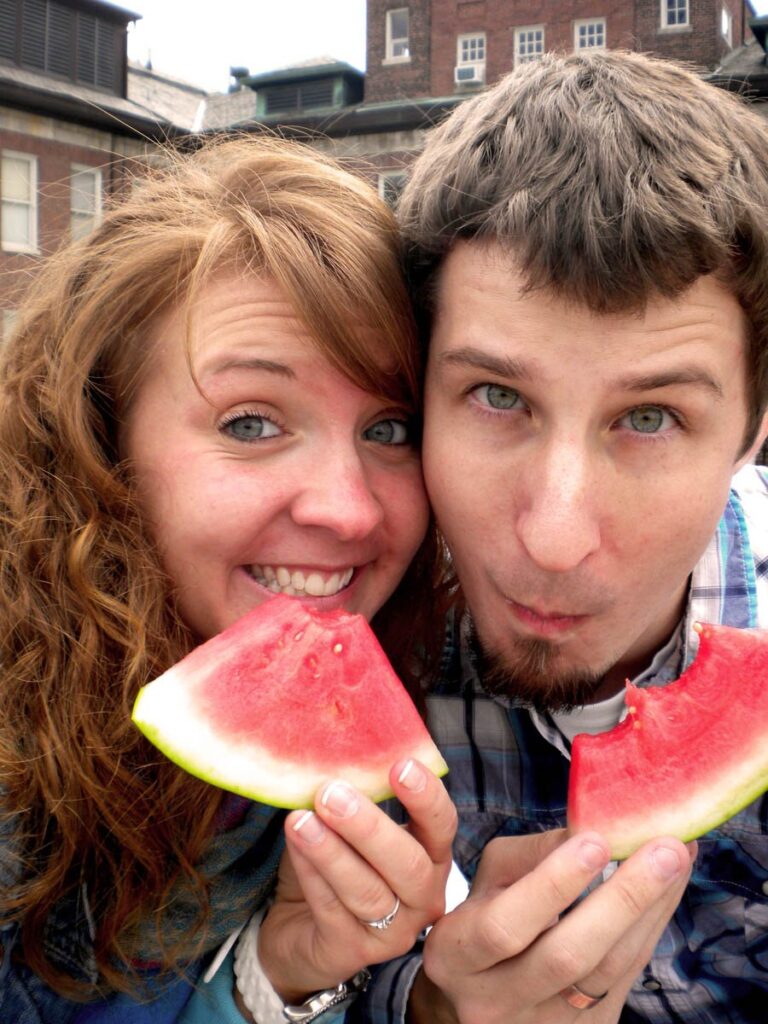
top-left (721, 6), bottom-right (733, 45)
top-left (378, 171), bottom-right (407, 207)
top-left (1, 152), bottom-right (37, 254)
top-left (514, 26), bottom-right (545, 66)
top-left (574, 18), bottom-right (606, 50)
top-left (661, 0), bottom-right (689, 27)
top-left (2, 309), bottom-right (17, 345)
top-left (385, 8), bottom-right (410, 61)
top-left (70, 165), bottom-right (102, 240)
top-left (457, 33), bottom-right (486, 65)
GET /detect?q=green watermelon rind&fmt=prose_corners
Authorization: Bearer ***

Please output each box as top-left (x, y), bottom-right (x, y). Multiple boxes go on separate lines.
top-left (132, 665), bottom-right (448, 810)
top-left (571, 740), bottom-right (768, 861)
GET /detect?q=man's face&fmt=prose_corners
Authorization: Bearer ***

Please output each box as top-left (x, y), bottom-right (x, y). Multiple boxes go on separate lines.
top-left (423, 242), bottom-right (763, 709)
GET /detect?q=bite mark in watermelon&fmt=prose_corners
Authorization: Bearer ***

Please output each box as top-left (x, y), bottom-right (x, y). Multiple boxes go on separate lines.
top-left (567, 622), bottom-right (768, 860)
top-left (132, 595), bottom-right (448, 808)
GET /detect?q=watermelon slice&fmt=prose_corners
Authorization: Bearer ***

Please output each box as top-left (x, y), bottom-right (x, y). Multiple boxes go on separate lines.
top-left (132, 595), bottom-right (448, 808)
top-left (568, 622), bottom-right (768, 860)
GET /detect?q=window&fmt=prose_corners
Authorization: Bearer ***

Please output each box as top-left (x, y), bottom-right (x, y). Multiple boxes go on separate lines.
top-left (661, 0), bottom-right (689, 28)
top-left (574, 18), bottom-right (606, 51)
top-left (1, 309), bottom-right (17, 345)
top-left (70, 164), bottom-right (102, 240)
top-left (385, 8), bottom-right (410, 61)
top-left (721, 6), bottom-right (733, 45)
top-left (514, 26), bottom-right (544, 66)
top-left (1, 151), bottom-right (37, 254)
top-left (0, 0), bottom-right (121, 93)
top-left (378, 171), bottom-right (407, 208)
top-left (457, 32), bottom-right (486, 65)
top-left (262, 79), bottom-right (335, 114)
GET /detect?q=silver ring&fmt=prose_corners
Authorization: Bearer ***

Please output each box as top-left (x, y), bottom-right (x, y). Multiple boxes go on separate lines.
top-left (559, 983), bottom-right (608, 1010)
top-left (361, 896), bottom-right (401, 931)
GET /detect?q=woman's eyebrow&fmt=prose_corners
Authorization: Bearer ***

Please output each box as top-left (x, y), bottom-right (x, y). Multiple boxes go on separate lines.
top-left (200, 357), bottom-right (297, 380)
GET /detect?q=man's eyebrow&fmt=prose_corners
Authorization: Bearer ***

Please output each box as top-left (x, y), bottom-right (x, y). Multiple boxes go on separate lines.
top-left (436, 347), bottom-right (534, 381)
top-left (200, 357), bottom-right (296, 380)
top-left (618, 369), bottom-right (724, 399)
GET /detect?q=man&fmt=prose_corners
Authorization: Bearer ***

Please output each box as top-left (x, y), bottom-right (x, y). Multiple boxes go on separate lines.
top-left (362, 49), bottom-right (768, 1023)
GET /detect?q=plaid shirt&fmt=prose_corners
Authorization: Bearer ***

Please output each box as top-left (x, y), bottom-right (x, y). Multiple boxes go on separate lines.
top-left (357, 464), bottom-right (768, 1024)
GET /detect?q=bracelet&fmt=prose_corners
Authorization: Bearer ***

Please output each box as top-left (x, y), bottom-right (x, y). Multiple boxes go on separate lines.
top-left (233, 908), bottom-right (371, 1024)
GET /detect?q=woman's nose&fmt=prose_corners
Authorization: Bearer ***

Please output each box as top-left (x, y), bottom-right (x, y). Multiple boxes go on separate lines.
top-left (290, 450), bottom-right (385, 541)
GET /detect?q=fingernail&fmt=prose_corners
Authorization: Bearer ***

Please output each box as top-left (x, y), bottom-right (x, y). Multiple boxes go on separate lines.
top-left (292, 810), bottom-right (326, 845)
top-left (397, 759), bottom-right (426, 793)
top-left (650, 843), bottom-right (683, 880)
top-left (320, 780), bottom-right (360, 818)
top-left (577, 837), bottom-right (610, 872)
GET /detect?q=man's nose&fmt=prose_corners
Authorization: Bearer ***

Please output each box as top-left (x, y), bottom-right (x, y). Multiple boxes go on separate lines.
top-left (290, 447), bottom-right (385, 541)
top-left (515, 439), bottom-right (601, 573)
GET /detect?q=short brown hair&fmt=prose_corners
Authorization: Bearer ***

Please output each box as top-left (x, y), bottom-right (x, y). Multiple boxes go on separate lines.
top-left (399, 50), bottom-right (768, 448)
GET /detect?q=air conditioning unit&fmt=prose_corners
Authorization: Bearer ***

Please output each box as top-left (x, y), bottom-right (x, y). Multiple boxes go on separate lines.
top-left (454, 62), bottom-right (486, 85)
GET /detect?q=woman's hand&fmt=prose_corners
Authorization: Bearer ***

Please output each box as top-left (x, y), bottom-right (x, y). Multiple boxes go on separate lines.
top-left (258, 758), bottom-right (458, 1003)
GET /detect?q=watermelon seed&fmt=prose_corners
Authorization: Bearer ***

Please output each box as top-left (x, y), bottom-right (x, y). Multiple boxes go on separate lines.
top-left (294, 631), bottom-right (305, 642)
top-left (333, 643), bottom-right (343, 654)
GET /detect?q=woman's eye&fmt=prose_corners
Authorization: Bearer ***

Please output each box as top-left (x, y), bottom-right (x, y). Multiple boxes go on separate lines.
top-left (221, 414), bottom-right (282, 441)
top-left (363, 418), bottom-right (410, 445)
top-left (474, 384), bottom-right (524, 410)
top-left (619, 405), bottom-right (677, 434)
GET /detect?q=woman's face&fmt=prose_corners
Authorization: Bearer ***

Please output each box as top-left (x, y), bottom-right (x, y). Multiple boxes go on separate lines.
top-left (120, 273), bottom-right (429, 642)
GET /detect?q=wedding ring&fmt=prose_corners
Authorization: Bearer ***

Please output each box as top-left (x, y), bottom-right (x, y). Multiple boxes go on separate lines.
top-left (559, 982), bottom-right (608, 1009)
top-left (361, 895), bottom-right (401, 931)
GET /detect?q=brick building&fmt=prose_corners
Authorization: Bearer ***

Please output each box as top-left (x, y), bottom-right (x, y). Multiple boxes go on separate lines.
top-left (0, 0), bottom-right (202, 339)
top-left (364, 0), bottom-right (755, 105)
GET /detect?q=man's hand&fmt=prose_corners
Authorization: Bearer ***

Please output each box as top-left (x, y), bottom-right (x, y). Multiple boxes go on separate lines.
top-left (410, 829), bottom-right (695, 1024)
top-left (259, 758), bottom-right (458, 1003)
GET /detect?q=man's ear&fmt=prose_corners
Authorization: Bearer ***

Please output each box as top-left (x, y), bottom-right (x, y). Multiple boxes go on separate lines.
top-left (735, 407), bottom-right (768, 472)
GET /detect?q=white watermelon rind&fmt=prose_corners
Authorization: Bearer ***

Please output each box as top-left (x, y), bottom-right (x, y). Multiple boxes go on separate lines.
top-left (132, 667), bottom-right (448, 810)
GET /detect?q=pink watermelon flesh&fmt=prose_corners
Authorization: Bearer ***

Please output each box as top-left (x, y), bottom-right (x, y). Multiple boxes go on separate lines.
top-left (568, 622), bottom-right (768, 860)
top-left (132, 595), bottom-right (447, 808)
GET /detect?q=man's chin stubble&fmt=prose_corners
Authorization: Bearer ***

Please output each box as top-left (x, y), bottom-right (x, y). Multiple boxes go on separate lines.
top-left (474, 634), bottom-right (607, 713)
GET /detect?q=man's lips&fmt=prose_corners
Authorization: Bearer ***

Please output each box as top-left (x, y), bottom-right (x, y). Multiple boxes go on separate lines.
top-left (507, 599), bottom-right (590, 636)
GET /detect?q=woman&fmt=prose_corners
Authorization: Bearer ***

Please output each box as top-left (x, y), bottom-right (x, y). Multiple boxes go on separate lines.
top-left (0, 136), bottom-right (456, 1023)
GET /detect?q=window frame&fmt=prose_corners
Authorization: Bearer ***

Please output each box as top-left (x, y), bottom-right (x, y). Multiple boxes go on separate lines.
top-left (456, 32), bottom-right (486, 66)
top-left (574, 17), bottom-right (607, 51)
top-left (720, 5), bottom-right (733, 45)
top-left (1, 150), bottom-right (38, 255)
top-left (514, 25), bottom-right (545, 67)
top-left (385, 7), bottom-right (410, 63)
top-left (70, 163), bottom-right (102, 241)
top-left (377, 170), bottom-right (408, 208)
top-left (660, 0), bottom-right (690, 29)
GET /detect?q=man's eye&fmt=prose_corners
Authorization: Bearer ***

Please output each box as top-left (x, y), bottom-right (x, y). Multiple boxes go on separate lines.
top-left (221, 414), bottom-right (282, 441)
top-left (620, 406), bottom-right (677, 434)
top-left (474, 384), bottom-right (524, 410)
top-left (363, 418), bottom-right (410, 445)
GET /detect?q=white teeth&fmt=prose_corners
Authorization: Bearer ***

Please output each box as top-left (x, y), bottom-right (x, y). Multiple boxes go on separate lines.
top-left (291, 570), bottom-right (305, 591)
top-left (323, 572), bottom-right (340, 597)
top-left (304, 573), bottom-right (326, 597)
top-left (250, 564), bottom-right (355, 598)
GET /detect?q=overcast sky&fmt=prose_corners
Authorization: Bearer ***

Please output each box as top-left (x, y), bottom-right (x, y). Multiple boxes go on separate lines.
top-left (115, 0), bottom-right (768, 94)
top-left (120, 1), bottom-right (367, 93)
